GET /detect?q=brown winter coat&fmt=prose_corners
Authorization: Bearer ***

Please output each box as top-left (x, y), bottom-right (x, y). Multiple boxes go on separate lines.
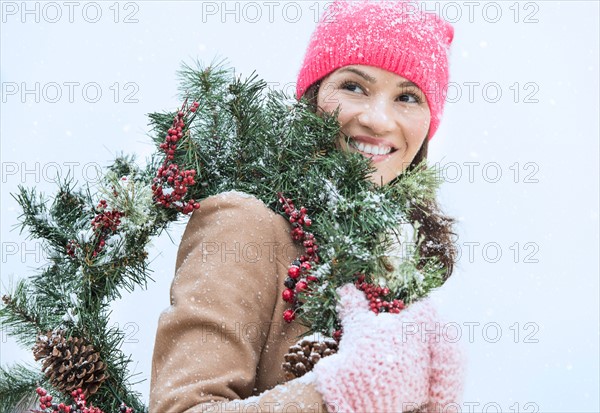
top-left (149, 191), bottom-right (328, 412)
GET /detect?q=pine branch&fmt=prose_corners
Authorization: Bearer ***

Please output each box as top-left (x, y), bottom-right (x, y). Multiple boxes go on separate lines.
top-left (386, 160), bottom-right (442, 207)
top-left (177, 57), bottom-right (231, 100)
top-left (0, 364), bottom-right (44, 413)
top-left (12, 186), bottom-right (71, 252)
top-left (74, 312), bottom-right (147, 412)
top-left (1, 281), bottom-right (46, 347)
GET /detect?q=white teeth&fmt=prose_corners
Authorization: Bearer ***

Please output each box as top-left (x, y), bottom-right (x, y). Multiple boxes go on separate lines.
top-left (351, 139), bottom-right (392, 156)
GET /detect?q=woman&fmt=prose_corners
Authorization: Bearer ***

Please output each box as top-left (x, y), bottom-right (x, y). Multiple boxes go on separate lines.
top-left (149, 1), bottom-right (464, 412)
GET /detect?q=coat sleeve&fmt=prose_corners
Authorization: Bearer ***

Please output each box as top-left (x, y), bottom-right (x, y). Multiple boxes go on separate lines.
top-left (149, 191), bottom-right (328, 413)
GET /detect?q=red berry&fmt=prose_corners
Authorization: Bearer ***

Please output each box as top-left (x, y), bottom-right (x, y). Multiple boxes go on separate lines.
top-left (295, 281), bottom-right (308, 292)
top-left (282, 288), bottom-right (294, 302)
top-left (287, 265), bottom-right (300, 279)
top-left (283, 309), bottom-right (295, 323)
top-left (333, 329), bottom-right (343, 341)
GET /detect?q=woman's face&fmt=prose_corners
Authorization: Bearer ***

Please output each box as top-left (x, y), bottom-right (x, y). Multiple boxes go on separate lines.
top-left (316, 65), bottom-right (431, 186)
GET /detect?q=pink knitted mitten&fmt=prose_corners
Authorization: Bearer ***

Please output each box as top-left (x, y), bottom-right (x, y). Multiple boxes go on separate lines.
top-left (313, 284), bottom-right (465, 413)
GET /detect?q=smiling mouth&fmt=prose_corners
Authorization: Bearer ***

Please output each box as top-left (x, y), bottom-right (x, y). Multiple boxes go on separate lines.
top-left (347, 137), bottom-right (398, 157)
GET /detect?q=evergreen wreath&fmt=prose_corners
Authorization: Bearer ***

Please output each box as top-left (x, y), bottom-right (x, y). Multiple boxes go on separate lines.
top-left (0, 59), bottom-right (447, 412)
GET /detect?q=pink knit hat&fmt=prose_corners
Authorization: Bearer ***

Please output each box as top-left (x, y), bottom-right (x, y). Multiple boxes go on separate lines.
top-left (296, 0), bottom-right (454, 139)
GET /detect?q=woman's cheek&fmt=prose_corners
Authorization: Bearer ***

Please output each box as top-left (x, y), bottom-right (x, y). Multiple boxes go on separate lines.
top-left (337, 104), bottom-right (363, 127)
top-left (414, 109), bottom-right (431, 130)
top-left (403, 112), bottom-right (430, 139)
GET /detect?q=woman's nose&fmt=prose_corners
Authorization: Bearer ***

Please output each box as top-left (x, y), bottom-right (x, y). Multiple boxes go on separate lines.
top-left (356, 98), bottom-right (396, 136)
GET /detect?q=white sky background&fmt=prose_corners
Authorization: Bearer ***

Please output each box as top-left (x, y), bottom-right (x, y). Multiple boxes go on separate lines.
top-left (1, 1), bottom-right (599, 411)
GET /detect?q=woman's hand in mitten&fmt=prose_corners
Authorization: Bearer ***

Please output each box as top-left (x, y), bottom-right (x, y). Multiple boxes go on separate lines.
top-left (312, 283), bottom-right (465, 413)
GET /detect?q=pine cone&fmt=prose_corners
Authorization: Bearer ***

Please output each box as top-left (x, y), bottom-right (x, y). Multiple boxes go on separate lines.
top-left (33, 330), bottom-right (109, 396)
top-left (282, 337), bottom-right (338, 379)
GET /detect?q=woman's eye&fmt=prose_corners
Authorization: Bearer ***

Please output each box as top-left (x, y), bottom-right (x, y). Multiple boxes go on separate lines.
top-left (397, 93), bottom-right (421, 104)
top-left (341, 81), bottom-right (364, 94)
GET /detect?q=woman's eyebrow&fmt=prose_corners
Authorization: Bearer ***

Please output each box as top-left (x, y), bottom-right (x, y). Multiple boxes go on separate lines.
top-left (397, 80), bottom-right (419, 89)
top-left (337, 67), bottom-right (419, 89)
top-left (338, 67), bottom-right (376, 83)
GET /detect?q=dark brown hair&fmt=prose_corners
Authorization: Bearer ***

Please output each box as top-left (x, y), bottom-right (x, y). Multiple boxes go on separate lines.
top-left (304, 83), bottom-right (458, 280)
